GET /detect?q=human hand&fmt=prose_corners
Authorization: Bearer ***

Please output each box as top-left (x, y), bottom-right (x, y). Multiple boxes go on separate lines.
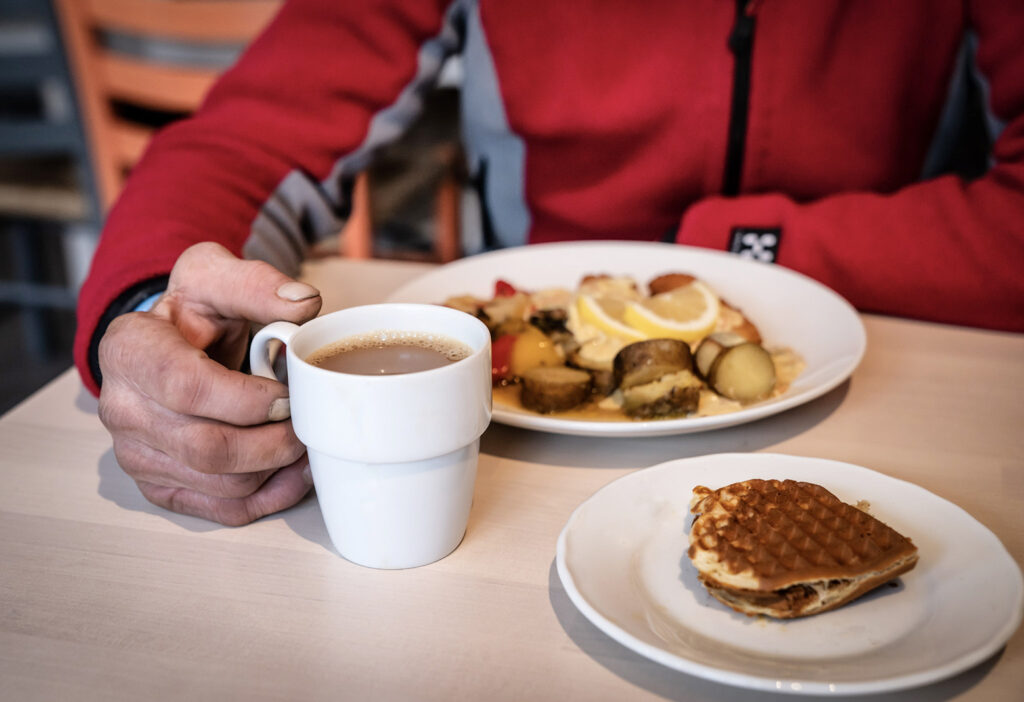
top-left (97, 242), bottom-right (322, 525)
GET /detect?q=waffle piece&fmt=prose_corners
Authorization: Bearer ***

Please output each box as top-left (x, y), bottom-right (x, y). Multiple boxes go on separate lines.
top-left (687, 479), bottom-right (918, 618)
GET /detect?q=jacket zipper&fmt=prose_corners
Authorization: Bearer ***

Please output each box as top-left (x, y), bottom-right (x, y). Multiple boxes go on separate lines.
top-left (723, 0), bottom-right (756, 196)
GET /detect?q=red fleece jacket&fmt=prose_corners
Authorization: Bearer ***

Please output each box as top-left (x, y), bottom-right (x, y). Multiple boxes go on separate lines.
top-left (75, 0), bottom-right (1024, 396)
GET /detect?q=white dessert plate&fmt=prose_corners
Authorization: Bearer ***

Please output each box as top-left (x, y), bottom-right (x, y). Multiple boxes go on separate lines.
top-left (556, 453), bottom-right (1024, 695)
top-left (387, 241), bottom-right (866, 437)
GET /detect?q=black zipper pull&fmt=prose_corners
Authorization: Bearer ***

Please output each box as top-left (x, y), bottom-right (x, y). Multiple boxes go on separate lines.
top-left (723, 0), bottom-right (756, 196)
top-left (728, 1), bottom-right (755, 55)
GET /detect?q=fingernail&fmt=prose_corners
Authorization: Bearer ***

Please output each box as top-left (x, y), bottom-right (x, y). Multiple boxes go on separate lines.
top-left (268, 397), bottom-right (291, 421)
top-left (301, 463), bottom-right (314, 486)
top-left (276, 281), bottom-right (320, 302)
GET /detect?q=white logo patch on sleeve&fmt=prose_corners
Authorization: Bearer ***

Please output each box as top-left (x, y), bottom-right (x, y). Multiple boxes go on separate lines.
top-left (729, 227), bottom-right (781, 263)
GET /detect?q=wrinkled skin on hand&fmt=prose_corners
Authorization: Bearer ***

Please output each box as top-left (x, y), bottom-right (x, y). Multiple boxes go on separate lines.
top-left (97, 242), bottom-right (322, 525)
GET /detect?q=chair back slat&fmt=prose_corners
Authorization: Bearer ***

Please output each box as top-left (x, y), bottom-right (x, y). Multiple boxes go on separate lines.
top-left (83, 0), bottom-right (282, 43)
top-left (100, 54), bottom-right (218, 113)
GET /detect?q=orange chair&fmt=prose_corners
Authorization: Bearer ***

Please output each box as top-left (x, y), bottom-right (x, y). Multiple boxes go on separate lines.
top-left (55, 0), bottom-right (461, 262)
top-left (53, 0), bottom-right (280, 208)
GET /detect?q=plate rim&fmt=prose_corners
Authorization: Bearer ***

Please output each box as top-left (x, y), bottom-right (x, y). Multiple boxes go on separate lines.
top-left (387, 241), bottom-right (867, 438)
top-left (554, 453), bottom-right (1024, 695)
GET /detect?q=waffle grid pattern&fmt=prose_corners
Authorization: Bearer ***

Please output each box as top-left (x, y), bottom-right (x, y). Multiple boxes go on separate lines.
top-left (691, 479), bottom-right (906, 582)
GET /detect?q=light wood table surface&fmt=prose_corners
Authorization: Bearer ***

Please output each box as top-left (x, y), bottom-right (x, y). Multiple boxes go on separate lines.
top-left (1, 257), bottom-right (1022, 701)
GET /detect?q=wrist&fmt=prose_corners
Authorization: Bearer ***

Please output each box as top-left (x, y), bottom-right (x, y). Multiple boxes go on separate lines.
top-left (87, 275), bottom-right (170, 390)
top-left (133, 291), bottom-right (164, 312)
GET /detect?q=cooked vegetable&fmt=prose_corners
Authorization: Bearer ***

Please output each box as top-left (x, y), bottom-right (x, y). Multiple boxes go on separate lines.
top-left (717, 300), bottom-right (762, 343)
top-left (509, 326), bottom-right (564, 377)
top-left (521, 366), bottom-right (593, 413)
top-left (647, 272), bottom-right (696, 295)
top-left (621, 370), bottom-right (701, 418)
top-left (481, 292), bottom-right (529, 330)
top-left (589, 369), bottom-right (617, 397)
top-left (694, 331), bottom-right (748, 378)
top-left (706, 342), bottom-right (776, 402)
top-left (491, 334), bottom-right (518, 386)
top-left (529, 308), bottom-right (570, 335)
top-left (530, 308), bottom-right (578, 357)
top-left (569, 344), bottom-right (616, 372)
top-left (493, 317), bottom-right (530, 338)
top-left (613, 339), bottom-right (694, 390)
top-left (493, 279), bottom-right (518, 297)
top-left (443, 295), bottom-right (485, 317)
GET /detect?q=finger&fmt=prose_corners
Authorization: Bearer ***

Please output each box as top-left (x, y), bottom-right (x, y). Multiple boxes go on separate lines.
top-left (112, 435), bottom-right (279, 499)
top-left (168, 242), bottom-right (322, 325)
top-left (100, 313), bottom-right (291, 426)
top-left (169, 415), bottom-right (307, 475)
top-left (136, 457), bottom-right (313, 527)
top-left (104, 380), bottom-right (306, 474)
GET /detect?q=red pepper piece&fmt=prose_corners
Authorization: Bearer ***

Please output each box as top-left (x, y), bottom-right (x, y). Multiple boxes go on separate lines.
top-left (491, 334), bottom-right (517, 385)
top-left (494, 279), bottom-right (518, 297)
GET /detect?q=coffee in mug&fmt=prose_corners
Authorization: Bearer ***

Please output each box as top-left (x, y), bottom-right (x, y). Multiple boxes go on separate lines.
top-left (306, 331), bottom-right (472, 376)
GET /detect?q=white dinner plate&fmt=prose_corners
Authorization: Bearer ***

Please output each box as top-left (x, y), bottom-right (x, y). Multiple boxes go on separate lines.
top-left (387, 241), bottom-right (866, 437)
top-left (556, 454), bottom-right (1024, 695)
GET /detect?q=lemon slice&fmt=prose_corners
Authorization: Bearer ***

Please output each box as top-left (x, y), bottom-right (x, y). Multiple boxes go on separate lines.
top-left (623, 280), bottom-right (720, 341)
top-left (576, 294), bottom-right (647, 342)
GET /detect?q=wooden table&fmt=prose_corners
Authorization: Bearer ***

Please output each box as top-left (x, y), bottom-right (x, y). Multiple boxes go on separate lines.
top-left (1, 257), bottom-right (1022, 701)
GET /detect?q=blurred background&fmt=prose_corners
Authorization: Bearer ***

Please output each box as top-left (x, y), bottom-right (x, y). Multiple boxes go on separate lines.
top-left (0, 0), bottom-right (465, 414)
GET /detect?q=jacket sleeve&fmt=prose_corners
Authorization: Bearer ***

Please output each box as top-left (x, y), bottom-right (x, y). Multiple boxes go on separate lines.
top-left (676, 2), bottom-right (1024, 333)
top-left (73, 0), bottom-right (455, 396)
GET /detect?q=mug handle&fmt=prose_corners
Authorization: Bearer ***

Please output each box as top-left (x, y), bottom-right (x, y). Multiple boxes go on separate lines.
top-left (250, 321), bottom-right (300, 381)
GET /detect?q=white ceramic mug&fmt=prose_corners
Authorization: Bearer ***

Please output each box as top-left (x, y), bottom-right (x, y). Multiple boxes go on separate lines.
top-left (249, 303), bottom-right (492, 569)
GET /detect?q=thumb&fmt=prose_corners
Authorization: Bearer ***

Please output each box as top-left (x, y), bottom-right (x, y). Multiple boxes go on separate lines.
top-left (166, 242), bottom-right (322, 325)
